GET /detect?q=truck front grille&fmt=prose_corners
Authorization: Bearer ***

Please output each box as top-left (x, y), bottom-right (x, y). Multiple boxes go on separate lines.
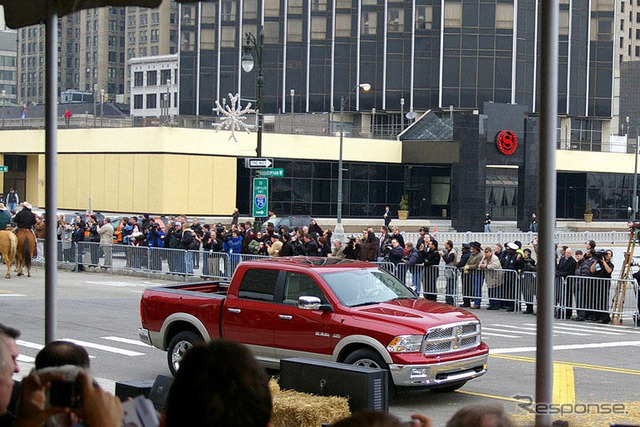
top-left (423, 321), bottom-right (481, 355)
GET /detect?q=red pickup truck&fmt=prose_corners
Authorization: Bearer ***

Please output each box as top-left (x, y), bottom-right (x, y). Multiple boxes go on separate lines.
top-left (139, 257), bottom-right (489, 391)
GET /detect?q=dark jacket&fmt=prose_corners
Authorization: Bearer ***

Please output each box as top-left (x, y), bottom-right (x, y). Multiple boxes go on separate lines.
top-left (556, 255), bottom-right (577, 278)
top-left (389, 245), bottom-right (405, 265)
top-left (13, 208), bottom-right (36, 229)
top-left (456, 250), bottom-right (471, 269)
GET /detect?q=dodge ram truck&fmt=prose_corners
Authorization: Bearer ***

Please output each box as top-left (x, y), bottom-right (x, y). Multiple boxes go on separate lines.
top-left (139, 257), bottom-right (489, 390)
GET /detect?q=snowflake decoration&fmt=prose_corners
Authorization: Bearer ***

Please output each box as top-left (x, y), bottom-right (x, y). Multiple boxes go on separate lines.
top-left (213, 93), bottom-right (256, 142)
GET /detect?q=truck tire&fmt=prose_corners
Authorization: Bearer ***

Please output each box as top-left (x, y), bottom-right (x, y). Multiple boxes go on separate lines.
top-left (343, 348), bottom-right (389, 371)
top-left (167, 331), bottom-right (202, 376)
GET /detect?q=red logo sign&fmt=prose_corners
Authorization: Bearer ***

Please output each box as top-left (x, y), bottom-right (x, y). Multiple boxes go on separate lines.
top-left (496, 130), bottom-right (517, 156)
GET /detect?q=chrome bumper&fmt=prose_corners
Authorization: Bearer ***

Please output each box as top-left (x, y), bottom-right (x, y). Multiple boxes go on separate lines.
top-left (389, 354), bottom-right (488, 387)
top-left (138, 327), bottom-right (152, 346)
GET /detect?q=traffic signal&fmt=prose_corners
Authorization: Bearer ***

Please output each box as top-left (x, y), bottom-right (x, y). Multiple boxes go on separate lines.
top-left (0, 0), bottom-right (162, 29)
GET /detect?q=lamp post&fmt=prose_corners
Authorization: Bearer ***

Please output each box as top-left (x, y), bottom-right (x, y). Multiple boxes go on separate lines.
top-left (242, 28), bottom-right (265, 231)
top-left (166, 78), bottom-right (171, 125)
top-left (400, 97), bottom-right (405, 131)
top-left (93, 83), bottom-right (97, 127)
top-left (100, 88), bottom-right (105, 127)
top-left (335, 83), bottom-right (371, 235)
top-left (241, 28), bottom-right (264, 158)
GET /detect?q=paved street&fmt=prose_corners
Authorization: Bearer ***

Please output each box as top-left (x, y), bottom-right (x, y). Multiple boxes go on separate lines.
top-left (2, 267), bottom-right (640, 425)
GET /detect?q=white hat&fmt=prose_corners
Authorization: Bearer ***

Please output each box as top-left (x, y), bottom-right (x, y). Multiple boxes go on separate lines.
top-left (21, 202), bottom-right (32, 210)
top-left (507, 242), bottom-right (518, 250)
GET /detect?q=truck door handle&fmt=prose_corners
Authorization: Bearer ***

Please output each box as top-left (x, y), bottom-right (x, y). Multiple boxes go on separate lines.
top-left (278, 314), bottom-right (293, 320)
top-left (227, 308), bottom-right (241, 314)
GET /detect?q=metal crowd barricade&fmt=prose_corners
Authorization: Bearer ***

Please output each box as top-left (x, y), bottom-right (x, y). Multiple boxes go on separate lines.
top-left (440, 265), bottom-right (459, 306)
top-left (394, 263), bottom-right (425, 294)
top-left (373, 261), bottom-right (396, 275)
top-left (201, 251), bottom-right (231, 279)
top-left (520, 271), bottom-right (537, 312)
top-left (459, 269), bottom-right (486, 308)
top-left (564, 275), bottom-right (638, 322)
top-left (423, 265), bottom-right (441, 301)
top-left (486, 269), bottom-right (520, 310)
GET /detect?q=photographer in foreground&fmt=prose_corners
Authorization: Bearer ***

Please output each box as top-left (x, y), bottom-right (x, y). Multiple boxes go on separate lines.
top-left (589, 249), bottom-right (613, 324)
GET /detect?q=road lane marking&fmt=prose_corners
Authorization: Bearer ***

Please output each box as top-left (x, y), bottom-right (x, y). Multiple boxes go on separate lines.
top-left (482, 331), bottom-right (521, 338)
top-left (63, 338), bottom-right (145, 356)
top-left (456, 389), bottom-right (532, 402)
top-left (491, 354), bottom-right (640, 375)
top-left (490, 340), bottom-right (640, 354)
top-left (16, 340), bottom-right (44, 350)
top-left (483, 327), bottom-right (538, 336)
top-left (553, 363), bottom-right (575, 405)
top-left (102, 336), bottom-right (151, 347)
top-left (551, 325), bottom-right (623, 335)
top-left (491, 323), bottom-right (589, 336)
top-left (0, 293), bottom-right (26, 297)
top-left (523, 322), bottom-right (640, 334)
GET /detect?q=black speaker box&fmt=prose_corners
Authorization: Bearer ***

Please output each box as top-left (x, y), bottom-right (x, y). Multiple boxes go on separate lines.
top-left (115, 379), bottom-right (154, 402)
top-left (279, 357), bottom-right (388, 412)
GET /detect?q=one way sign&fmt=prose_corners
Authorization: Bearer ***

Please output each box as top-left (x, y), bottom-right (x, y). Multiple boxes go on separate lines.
top-left (245, 158), bottom-right (274, 169)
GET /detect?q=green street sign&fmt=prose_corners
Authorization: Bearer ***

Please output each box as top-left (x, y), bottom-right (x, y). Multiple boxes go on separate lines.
top-left (0, 166), bottom-right (7, 172)
top-left (252, 177), bottom-right (269, 217)
top-left (258, 168), bottom-right (284, 178)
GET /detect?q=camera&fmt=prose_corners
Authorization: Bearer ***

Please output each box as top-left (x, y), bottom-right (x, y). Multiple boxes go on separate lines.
top-left (38, 365), bottom-right (85, 409)
top-left (594, 249), bottom-right (607, 260)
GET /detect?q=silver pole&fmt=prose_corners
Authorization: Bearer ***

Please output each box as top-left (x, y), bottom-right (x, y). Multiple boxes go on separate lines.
top-left (536, 0), bottom-right (558, 425)
top-left (634, 135), bottom-right (638, 221)
top-left (335, 96), bottom-right (345, 235)
top-left (45, 7), bottom-right (59, 343)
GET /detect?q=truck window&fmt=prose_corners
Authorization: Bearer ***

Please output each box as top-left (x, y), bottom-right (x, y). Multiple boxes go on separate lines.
top-left (283, 272), bottom-right (328, 305)
top-left (237, 269), bottom-right (279, 302)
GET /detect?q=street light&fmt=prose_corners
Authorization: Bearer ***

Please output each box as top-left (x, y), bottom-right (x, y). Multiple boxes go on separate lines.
top-left (241, 28), bottom-right (264, 158)
top-left (242, 28), bottom-right (265, 231)
top-left (165, 78), bottom-right (171, 125)
top-left (100, 88), bottom-right (105, 127)
top-left (93, 83), bottom-right (98, 127)
top-left (1, 89), bottom-right (5, 129)
top-left (335, 83), bottom-right (372, 235)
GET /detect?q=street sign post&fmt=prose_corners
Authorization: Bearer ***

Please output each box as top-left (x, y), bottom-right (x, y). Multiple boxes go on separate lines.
top-left (258, 168), bottom-right (284, 178)
top-left (245, 157), bottom-right (274, 169)
top-left (252, 177), bottom-right (269, 217)
top-left (0, 166), bottom-right (7, 172)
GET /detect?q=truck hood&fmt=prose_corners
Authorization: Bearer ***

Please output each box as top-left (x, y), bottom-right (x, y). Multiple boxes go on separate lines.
top-left (349, 298), bottom-right (479, 331)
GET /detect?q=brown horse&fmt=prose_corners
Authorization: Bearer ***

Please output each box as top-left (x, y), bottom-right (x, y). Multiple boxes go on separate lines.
top-left (15, 228), bottom-right (36, 277)
top-left (0, 230), bottom-right (17, 278)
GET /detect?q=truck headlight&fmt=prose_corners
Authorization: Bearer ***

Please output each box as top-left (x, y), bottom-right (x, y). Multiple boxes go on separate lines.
top-left (387, 335), bottom-right (423, 353)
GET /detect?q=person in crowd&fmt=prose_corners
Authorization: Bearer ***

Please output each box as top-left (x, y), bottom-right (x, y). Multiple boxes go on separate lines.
top-left (439, 240), bottom-right (457, 305)
top-left (456, 243), bottom-right (472, 307)
top-left (33, 214), bottom-right (46, 261)
top-left (278, 232), bottom-right (294, 257)
top-left (573, 249), bottom-right (592, 321)
top-left (494, 243), bottom-right (505, 265)
top-left (422, 239), bottom-right (440, 301)
top-left (0, 204), bottom-right (9, 230)
top-left (180, 223), bottom-right (197, 274)
top-left (5, 188), bottom-right (18, 214)
top-left (190, 219), bottom-right (203, 269)
top-left (484, 213), bottom-right (492, 233)
top-left (87, 215), bottom-right (101, 266)
top-left (267, 234), bottom-right (282, 257)
top-left (446, 404), bottom-right (513, 427)
top-left (555, 247), bottom-right (577, 319)
top-left (501, 242), bottom-right (524, 311)
top-left (388, 239), bottom-right (405, 266)
top-left (343, 236), bottom-right (361, 260)
top-left (332, 409), bottom-right (431, 427)
top-left (383, 206), bottom-right (391, 227)
top-left (57, 216), bottom-right (74, 263)
top-left (329, 238), bottom-right (346, 259)
top-left (358, 231), bottom-right (379, 262)
top-left (416, 227), bottom-right (429, 253)
top-left (590, 248), bottom-right (613, 324)
top-left (317, 234), bottom-right (331, 257)
top-left (521, 247), bottom-right (537, 314)
top-left (163, 339), bottom-right (273, 427)
top-left (145, 219), bottom-right (165, 271)
top-left (390, 226), bottom-right (404, 248)
top-left (378, 226), bottom-right (392, 261)
top-left (479, 247), bottom-right (503, 310)
top-left (13, 202), bottom-right (36, 232)
top-left (0, 323), bottom-right (20, 417)
top-left (97, 217), bottom-right (114, 268)
top-left (71, 221), bottom-right (86, 272)
top-left (231, 208), bottom-right (240, 227)
top-left (402, 242), bottom-right (424, 292)
top-left (463, 242), bottom-right (484, 308)
top-left (529, 213), bottom-right (538, 232)
top-left (300, 233), bottom-right (319, 257)
top-left (166, 221), bottom-right (185, 273)
top-left (308, 219), bottom-right (323, 238)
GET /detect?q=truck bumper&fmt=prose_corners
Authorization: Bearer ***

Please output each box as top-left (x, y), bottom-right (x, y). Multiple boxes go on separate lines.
top-left (138, 327), bottom-right (152, 346)
top-left (389, 354), bottom-right (488, 387)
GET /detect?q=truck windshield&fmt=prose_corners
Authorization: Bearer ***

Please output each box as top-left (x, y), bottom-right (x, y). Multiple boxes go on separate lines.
top-left (320, 268), bottom-right (416, 307)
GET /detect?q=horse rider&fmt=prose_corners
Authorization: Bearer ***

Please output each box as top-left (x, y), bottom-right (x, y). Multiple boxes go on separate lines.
top-left (12, 202), bottom-right (37, 256)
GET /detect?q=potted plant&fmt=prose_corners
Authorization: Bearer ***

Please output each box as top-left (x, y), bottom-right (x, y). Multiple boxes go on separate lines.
top-left (398, 194), bottom-right (409, 220)
top-left (584, 202), bottom-right (593, 223)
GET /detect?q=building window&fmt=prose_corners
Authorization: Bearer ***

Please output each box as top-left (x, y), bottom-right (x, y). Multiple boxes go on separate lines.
top-left (416, 6), bottom-right (433, 30)
top-left (161, 69), bottom-right (171, 84)
top-left (139, 30), bottom-right (147, 42)
top-left (151, 12), bottom-right (159, 24)
top-left (146, 93), bottom-right (156, 109)
top-left (312, 0), bottom-right (327, 12)
top-left (264, 22), bottom-right (280, 43)
top-left (221, 0), bottom-right (236, 21)
top-left (591, 17), bottom-right (613, 41)
top-left (636, 45), bottom-right (640, 56)
top-left (289, 0), bottom-right (303, 14)
top-left (312, 17), bottom-right (327, 39)
top-left (139, 46), bottom-right (147, 56)
top-left (444, 1), bottom-right (462, 28)
top-left (221, 27), bottom-right (235, 48)
top-left (336, 0), bottom-right (350, 9)
top-left (265, 0), bottom-right (280, 16)
top-left (361, 12), bottom-right (376, 35)
top-left (335, 13), bottom-right (351, 37)
top-left (134, 94), bottom-right (143, 109)
top-left (496, 3), bottom-right (514, 30)
top-left (147, 70), bottom-right (157, 86)
top-left (134, 71), bottom-right (143, 86)
top-left (139, 13), bottom-right (147, 25)
top-left (288, 19), bottom-right (303, 42)
top-left (388, 8), bottom-right (404, 32)
top-left (559, 9), bottom-right (569, 35)
top-left (150, 29), bottom-right (159, 42)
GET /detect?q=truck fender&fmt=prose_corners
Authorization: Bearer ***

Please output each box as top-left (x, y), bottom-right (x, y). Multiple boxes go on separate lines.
top-left (332, 334), bottom-right (394, 365)
top-left (160, 312), bottom-right (212, 349)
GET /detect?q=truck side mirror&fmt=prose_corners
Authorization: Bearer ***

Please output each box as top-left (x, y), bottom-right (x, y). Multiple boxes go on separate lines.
top-left (298, 296), bottom-right (332, 312)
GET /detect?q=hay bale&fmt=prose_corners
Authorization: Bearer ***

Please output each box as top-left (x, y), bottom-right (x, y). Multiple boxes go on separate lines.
top-left (270, 379), bottom-right (351, 427)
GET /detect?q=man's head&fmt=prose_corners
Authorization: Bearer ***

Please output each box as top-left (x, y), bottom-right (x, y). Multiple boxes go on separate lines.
top-left (333, 239), bottom-right (342, 248)
top-left (405, 242), bottom-right (414, 251)
top-left (380, 226), bottom-right (388, 234)
top-left (483, 247), bottom-right (493, 259)
top-left (35, 341), bottom-right (90, 370)
top-left (0, 323), bottom-right (20, 374)
top-left (0, 339), bottom-right (14, 415)
top-left (391, 238), bottom-right (399, 248)
top-left (565, 248), bottom-right (573, 258)
top-left (164, 339), bottom-right (272, 427)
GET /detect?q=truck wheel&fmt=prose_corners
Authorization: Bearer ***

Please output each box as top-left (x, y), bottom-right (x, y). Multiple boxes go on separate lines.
top-left (167, 331), bottom-right (202, 376)
top-left (343, 348), bottom-right (389, 371)
top-left (431, 381), bottom-right (467, 393)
